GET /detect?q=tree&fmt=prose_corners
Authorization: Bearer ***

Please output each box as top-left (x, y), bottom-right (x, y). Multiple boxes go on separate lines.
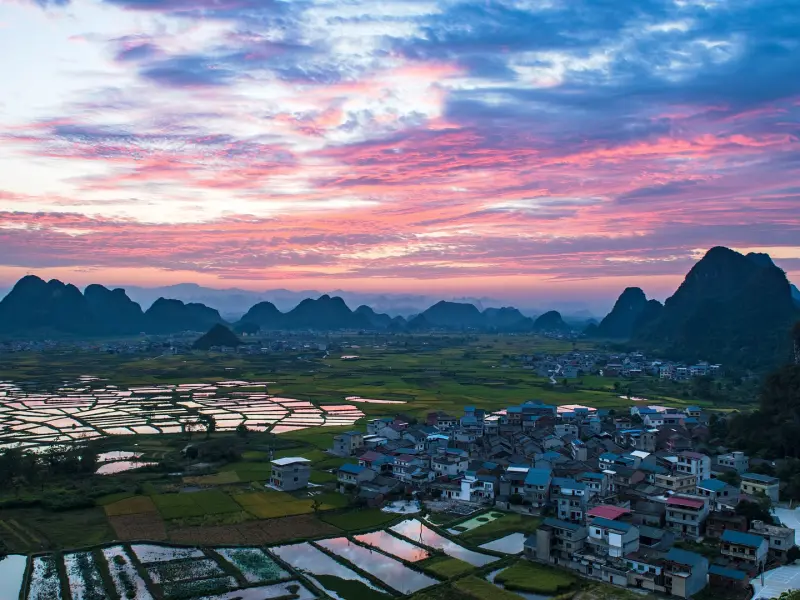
top-left (235, 423), bottom-right (249, 438)
top-left (775, 591), bottom-right (800, 600)
top-left (311, 497), bottom-right (322, 514)
top-left (509, 493), bottom-right (524, 505)
top-left (198, 414), bottom-right (217, 440)
top-left (736, 499), bottom-right (775, 526)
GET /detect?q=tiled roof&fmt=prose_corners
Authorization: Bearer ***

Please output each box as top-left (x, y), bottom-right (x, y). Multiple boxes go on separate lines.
top-left (741, 472), bottom-right (779, 484)
top-left (591, 517), bottom-right (633, 532)
top-left (697, 478), bottom-right (727, 492)
top-left (709, 565), bottom-right (747, 580)
top-left (524, 467), bottom-right (552, 486)
top-left (721, 529), bottom-right (767, 548)
top-left (543, 517), bottom-right (583, 531)
top-left (665, 548), bottom-right (706, 568)
top-left (666, 496), bottom-right (705, 509)
top-left (339, 463), bottom-right (367, 475)
top-left (587, 505), bottom-right (630, 520)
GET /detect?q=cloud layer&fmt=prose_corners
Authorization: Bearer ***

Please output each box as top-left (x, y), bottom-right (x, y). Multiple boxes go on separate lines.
top-left (2, 0), bottom-right (799, 301)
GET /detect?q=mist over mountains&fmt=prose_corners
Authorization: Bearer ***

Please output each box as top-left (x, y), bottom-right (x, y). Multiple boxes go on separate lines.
top-left (0, 247), bottom-right (797, 369)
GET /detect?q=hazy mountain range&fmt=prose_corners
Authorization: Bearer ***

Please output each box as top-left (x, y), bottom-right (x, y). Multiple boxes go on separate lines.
top-left (0, 246), bottom-right (798, 368)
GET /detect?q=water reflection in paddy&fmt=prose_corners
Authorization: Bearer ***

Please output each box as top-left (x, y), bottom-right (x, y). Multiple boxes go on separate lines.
top-left (0, 555), bottom-right (27, 600)
top-left (269, 542), bottom-right (387, 598)
top-left (315, 538), bottom-right (438, 594)
top-left (95, 460), bottom-right (156, 475)
top-left (390, 519), bottom-right (498, 567)
top-left (354, 530), bottom-right (430, 562)
top-left (479, 532), bottom-right (526, 554)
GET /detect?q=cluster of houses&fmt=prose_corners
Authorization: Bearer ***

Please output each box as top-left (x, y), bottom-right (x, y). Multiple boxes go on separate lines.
top-left (522, 350), bottom-right (721, 381)
top-left (288, 400), bottom-right (795, 599)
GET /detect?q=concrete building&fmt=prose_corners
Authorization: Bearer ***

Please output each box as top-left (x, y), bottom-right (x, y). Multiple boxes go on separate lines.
top-left (331, 431), bottom-right (364, 456)
top-left (696, 478), bottom-right (736, 509)
top-left (586, 517), bottom-right (639, 558)
top-left (269, 457), bottom-right (311, 491)
top-left (552, 477), bottom-right (588, 523)
top-left (676, 452), bottom-right (711, 482)
top-left (720, 530), bottom-right (769, 569)
top-left (665, 495), bottom-right (709, 540)
top-left (717, 451), bottom-right (749, 473)
top-left (749, 520), bottom-right (796, 563)
top-left (524, 467), bottom-right (552, 507)
top-left (431, 454), bottom-right (468, 477)
top-left (740, 472), bottom-right (780, 503)
top-left (654, 472), bottom-right (697, 494)
top-left (337, 464), bottom-right (376, 491)
top-left (661, 548), bottom-right (709, 598)
top-left (529, 517), bottom-right (587, 565)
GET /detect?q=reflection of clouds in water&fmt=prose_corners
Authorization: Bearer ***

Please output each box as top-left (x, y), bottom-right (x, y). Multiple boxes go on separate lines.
top-left (0, 379), bottom-right (364, 449)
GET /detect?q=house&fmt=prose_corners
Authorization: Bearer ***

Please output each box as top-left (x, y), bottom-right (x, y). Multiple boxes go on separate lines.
top-left (720, 529), bottom-right (769, 568)
top-left (269, 457), bottom-right (311, 491)
top-left (358, 451), bottom-right (393, 472)
top-left (524, 467), bottom-right (552, 507)
top-left (676, 452), bottom-right (711, 482)
top-left (685, 406), bottom-right (702, 418)
top-left (660, 548), bottom-right (709, 598)
top-left (708, 565), bottom-right (750, 594)
top-left (654, 472), bottom-right (697, 494)
top-left (337, 464), bottom-right (376, 491)
top-left (432, 454), bottom-right (469, 477)
top-left (367, 417), bottom-right (393, 435)
top-left (696, 478), bottom-right (736, 509)
top-left (665, 495), bottom-right (709, 540)
top-left (500, 466), bottom-right (529, 498)
top-left (579, 472), bottom-right (609, 498)
top-left (393, 454), bottom-right (426, 483)
top-left (586, 517), bottom-right (639, 558)
top-left (705, 511), bottom-right (748, 539)
top-left (461, 472), bottom-right (497, 503)
top-left (360, 474), bottom-right (400, 497)
top-left (740, 472), bottom-right (780, 503)
top-left (551, 478), bottom-right (588, 523)
top-left (529, 517), bottom-right (588, 565)
top-left (331, 431), bottom-right (364, 456)
top-left (716, 451), bottom-right (749, 473)
top-left (749, 520), bottom-right (796, 563)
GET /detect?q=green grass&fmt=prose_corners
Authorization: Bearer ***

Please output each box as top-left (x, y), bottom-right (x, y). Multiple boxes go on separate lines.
top-left (310, 470), bottom-right (337, 484)
top-left (104, 495), bottom-right (158, 516)
top-left (419, 556), bottom-right (474, 578)
top-left (242, 450), bottom-right (270, 460)
top-left (219, 461), bottom-right (272, 482)
top-left (152, 490), bottom-right (242, 519)
top-left (232, 491), bottom-right (315, 518)
top-left (314, 574), bottom-right (392, 600)
top-left (495, 561), bottom-right (577, 594)
top-left (94, 491), bottom-right (136, 506)
top-left (319, 508), bottom-right (398, 531)
top-left (459, 513), bottom-right (541, 546)
top-left (453, 576), bottom-right (525, 600)
top-left (1, 507), bottom-right (114, 551)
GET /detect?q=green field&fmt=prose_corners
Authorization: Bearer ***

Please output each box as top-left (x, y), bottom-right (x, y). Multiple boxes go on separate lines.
top-left (152, 490), bottom-right (242, 519)
top-left (420, 556), bottom-right (474, 578)
top-left (495, 560), bottom-right (577, 594)
top-left (453, 576), bottom-right (525, 600)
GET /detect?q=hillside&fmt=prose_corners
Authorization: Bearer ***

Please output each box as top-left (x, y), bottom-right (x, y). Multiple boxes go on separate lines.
top-left (633, 246), bottom-right (798, 368)
top-left (193, 324), bottom-right (242, 350)
top-left (421, 301), bottom-right (485, 329)
top-left (533, 310), bottom-right (570, 332)
top-left (144, 298), bottom-right (225, 333)
top-left (593, 287), bottom-right (649, 338)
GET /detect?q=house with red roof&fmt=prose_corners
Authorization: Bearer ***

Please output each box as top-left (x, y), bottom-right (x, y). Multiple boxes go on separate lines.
top-left (665, 495), bottom-right (709, 540)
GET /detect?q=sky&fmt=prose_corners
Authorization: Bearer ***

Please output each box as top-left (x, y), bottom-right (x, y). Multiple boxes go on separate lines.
top-left (0, 0), bottom-right (799, 310)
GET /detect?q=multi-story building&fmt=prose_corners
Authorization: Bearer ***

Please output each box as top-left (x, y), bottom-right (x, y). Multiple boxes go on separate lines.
top-left (665, 495), bottom-right (709, 540)
top-left (336, 464), bottom-right (375, 491)
top-left (716, 451), bottom-right (749, 473)
top-left (269, 457), bottom-right (311, 491)
top-left (524, 467), bottom-right (552, 507)
top-left (625, 548), bottom-right (709, 598)
top-left (696, 478), bottom-right (736, 509)
top-left (552, 477), bottom-right (588, 523)
top-left (676, 452), bottom-right (711, 482)
top-left (331, 431), bottom-right (364, 456)
top-left (654, 472), bottom-right (697, 494)
top-left (740, 472), bottom-right (780, 503)
top-left (432, 454), bottom-right (468, 477)
top-left (529, 517), bottom-right (587, 565)
top-left (720, 530), bottom-right (769, 569)
top-left (749, 521), bottom-right (796, 563)
top-left (586, 517), bottom-right (639, 558)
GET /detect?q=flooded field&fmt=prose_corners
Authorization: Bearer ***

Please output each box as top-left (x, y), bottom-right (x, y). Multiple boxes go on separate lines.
top-left (479, 532), bottom-right (527, 554)
top-left (316, 537), bottom-right (439, 594)
top-left (448, 511), bottom-right (504, 534)
top-left (0, 555), bottom-right (27, 600)
top-left (0, 379), bottom-right (365, 449)
top-left (391, 519), bottom-right (499, 567)
top-left (354, 530), bottom-right (430, 562)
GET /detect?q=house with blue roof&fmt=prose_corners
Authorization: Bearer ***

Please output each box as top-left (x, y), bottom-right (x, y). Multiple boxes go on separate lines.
top-left (551, 478), bottom-right (588, 523)
top-left (337, 463), bottom-right (376, 489)
top-left (527, 517), bottom-right (587, 564)
top-left (696, 478), bottom-right (736, 508)
top-left (721, 529), bottom-right (769, 567)
top-left (331, 430), bottom-right (365, 456)
top-left (662, 548), bottom-right (709, 597)
top-left (523, 467), bottom-right (552, 507)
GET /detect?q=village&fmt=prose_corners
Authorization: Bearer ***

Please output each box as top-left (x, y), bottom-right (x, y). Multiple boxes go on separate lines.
top-left (262, 399), bottom-right (795, 599)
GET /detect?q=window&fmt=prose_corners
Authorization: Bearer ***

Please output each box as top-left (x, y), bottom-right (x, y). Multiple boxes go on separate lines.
top-left (775, 540), bottom-right (782, 546)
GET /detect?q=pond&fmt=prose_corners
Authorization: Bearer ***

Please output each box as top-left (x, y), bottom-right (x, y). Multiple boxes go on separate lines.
top-left (215, 548), bottom-right (288, 583)
top-left (130, 544), bottom-right (205, 563)
top-left (95, 460), bottom-right (157, 475)
top-left (270, 542), bottom-right (388, 599)
top-left (390, 519), bottom-right (498, 567)
top-left (315, 538), bottom-right (439, 594)
top-left (479, 532), bottom-right (527, 554)
top-left (354, 530), bottom-right (430, 562)
top-left (0, 555), bottom-right (27, 600)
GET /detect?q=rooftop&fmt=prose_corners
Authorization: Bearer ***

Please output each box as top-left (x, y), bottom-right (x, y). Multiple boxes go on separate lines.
top-left (665, 548), bottom-right (706, 569)
top-left (591, 517), bottom-right (633, 532)
top-left (543, 517), bottom-right (584, 531)
top-left (722, 529), bottom-right (768, 548)
top-left (697, 478), bottom-right (728, 492)
top-left (708, 565), bottom-right (747, 581)
top-left (588, 505), bottom-right (630, 521)
top-left (524, 467), bottom-right (552, 486)
top-left (666, 496), bottom-right (705, 510)
top-left (339, 463), bottom-right (368, 475)
top-left (271, 457), bottom-right (312, 467)
top-left (741, 472), bottom-right (779, 484)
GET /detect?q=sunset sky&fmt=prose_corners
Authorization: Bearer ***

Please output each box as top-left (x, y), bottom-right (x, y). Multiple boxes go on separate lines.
top-left (1, 0), bottom-right (799, 309)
